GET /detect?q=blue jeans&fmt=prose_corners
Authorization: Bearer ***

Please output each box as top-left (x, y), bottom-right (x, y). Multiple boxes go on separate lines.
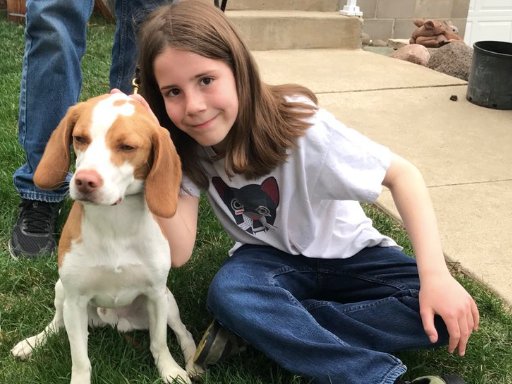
top-left (110, 0), bottom-right (168, 93)
top-left (13, 0), bottom-right (167, 202)
top-left (207, 245), bottom-right (450, 384)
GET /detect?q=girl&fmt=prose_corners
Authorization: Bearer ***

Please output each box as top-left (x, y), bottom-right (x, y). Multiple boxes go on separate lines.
top-left (136, 1), bottom-right (479, 383)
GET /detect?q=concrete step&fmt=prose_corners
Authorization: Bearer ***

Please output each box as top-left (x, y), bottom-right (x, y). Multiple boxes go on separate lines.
top-left (227, 10), bottom-right (362, 50)
top-left (226, 0), bottom-right (339, 12)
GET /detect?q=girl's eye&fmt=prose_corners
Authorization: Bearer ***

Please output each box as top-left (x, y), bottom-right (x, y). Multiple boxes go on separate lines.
top-left (167, 88), bottom-right (181, 97)
top-left (200, 77), bottom-right (213, 86)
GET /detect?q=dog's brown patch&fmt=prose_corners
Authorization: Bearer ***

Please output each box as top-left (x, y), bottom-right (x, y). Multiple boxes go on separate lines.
top-left (58, 202), bottom-right (83, 268)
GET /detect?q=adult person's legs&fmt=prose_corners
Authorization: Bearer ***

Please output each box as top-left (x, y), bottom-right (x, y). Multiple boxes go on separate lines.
top-left (10, 0), bottom-right (94, 259)
top-left (110, 0), bottom-right (168, 93)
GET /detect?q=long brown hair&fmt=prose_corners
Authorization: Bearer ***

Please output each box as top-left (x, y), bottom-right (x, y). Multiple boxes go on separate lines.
top-left (138, 0), bottom-right (317, 189)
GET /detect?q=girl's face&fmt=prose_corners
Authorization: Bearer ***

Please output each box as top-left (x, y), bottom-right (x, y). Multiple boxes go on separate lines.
top-left (153, 47), bottom-right (238, 152)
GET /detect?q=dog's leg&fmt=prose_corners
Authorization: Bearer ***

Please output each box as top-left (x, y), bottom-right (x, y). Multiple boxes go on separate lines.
top-left (63, 296), bottom-right (92, 384)
top-left (147, 291), bottom-right (191, 384)
top-left (11, 279), bottom-right (66, 359)
top-left (165, 289), bottom-right (204, 377)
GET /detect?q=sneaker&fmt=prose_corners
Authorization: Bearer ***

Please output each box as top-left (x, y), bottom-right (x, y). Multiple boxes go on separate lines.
top-left (193, 320), bottom-right (247, 367)
top-left (398, 374), bottom-right (466, 384)
top-left (9, 199), bottom-right (61, 259)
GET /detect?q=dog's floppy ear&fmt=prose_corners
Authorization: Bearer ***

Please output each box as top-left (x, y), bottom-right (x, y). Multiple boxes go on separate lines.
top-left (34, 103), bottom-right (84, 190)
top-left (145, 127), bottom-right (182, 218)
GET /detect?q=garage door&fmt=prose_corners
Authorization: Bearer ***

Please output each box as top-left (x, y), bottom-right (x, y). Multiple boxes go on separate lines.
top-left (464, 0), bottom-right (512, 45)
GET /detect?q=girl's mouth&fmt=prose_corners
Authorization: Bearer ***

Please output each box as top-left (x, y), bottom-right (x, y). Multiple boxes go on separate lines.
top-left (191, 114), bottom-right (217, 129)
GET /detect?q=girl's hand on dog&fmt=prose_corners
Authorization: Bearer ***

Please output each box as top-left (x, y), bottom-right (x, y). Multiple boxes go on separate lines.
top-left (110, 88), bottom-right (159, 124)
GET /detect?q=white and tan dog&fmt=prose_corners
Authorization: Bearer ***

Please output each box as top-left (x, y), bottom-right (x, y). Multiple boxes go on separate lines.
top-left (11, 93), bottom-right (200, 384)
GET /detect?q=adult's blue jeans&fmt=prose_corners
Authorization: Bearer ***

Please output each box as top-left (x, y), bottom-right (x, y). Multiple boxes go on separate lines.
top-left (13, 0), bottom-right (166, 202)
top-left (207, 245), bottom-right (450, 384)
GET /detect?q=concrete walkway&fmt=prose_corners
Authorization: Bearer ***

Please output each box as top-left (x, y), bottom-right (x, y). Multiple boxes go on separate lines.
top-left (253, 49), bottom-right (512, 307)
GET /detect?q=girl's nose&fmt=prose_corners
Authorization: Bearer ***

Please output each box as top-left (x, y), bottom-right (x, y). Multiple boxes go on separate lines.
top-left (185, 92), bottom-right (207, 115)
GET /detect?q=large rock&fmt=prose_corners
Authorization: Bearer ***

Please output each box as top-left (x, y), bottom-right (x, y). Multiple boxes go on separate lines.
top-left (427, 42), bottom-right (473, 81)
top-left (391, 44), bottom-right (431, 66)
top-left (387, 39), bottom-right (410, 50)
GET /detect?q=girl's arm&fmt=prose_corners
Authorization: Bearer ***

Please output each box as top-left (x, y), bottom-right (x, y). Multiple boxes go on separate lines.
top-left (155, 194), bottom-right (200, 267)
top-left (382, 153), bottom-right (479, 356)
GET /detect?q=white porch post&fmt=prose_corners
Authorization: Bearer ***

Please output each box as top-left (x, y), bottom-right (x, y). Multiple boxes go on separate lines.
top-left (339, 0), bottom-right (363, 17)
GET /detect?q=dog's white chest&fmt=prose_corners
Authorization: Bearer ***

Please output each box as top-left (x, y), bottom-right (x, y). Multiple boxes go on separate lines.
top-left (59, 200), bottom-right (170, 307)
top-left (86, 263), bottom-right (153, 307)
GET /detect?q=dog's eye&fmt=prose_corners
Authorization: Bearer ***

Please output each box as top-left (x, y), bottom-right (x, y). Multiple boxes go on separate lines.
top-left (73, 136), bottom-right (88, 145)
top-left (118, 144), bottom-right (136, 152)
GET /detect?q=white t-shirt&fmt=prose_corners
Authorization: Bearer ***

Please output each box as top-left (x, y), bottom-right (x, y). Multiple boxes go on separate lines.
top-left (182, 105), bottom-right (399, 259)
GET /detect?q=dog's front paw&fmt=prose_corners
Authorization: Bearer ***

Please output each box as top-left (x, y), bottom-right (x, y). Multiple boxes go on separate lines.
top-left (70, 375), bottom-right (91, 384)
top-left (70, 365), bottom-right (91, 384)
top-left (11, 336), bottom-right (38, 360)
top-left (161, 366), bottom-right (191, 384)
top-left (185, 360), bottom-right (205, 380)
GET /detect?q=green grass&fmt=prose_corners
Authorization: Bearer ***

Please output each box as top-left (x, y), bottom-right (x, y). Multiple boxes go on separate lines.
top-left (0, 13), bottom-right (511, 384)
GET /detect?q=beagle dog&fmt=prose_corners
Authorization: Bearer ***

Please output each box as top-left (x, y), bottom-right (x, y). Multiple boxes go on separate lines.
top-left (11, 93), bottom-right (200, 384)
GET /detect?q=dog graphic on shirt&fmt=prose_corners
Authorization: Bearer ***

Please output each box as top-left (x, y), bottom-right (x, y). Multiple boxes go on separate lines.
top-left (212, 176), bottom-right (279, 234)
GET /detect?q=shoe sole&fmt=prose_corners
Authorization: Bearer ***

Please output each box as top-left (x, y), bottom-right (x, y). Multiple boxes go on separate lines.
top-left (194, 322), bottom-right (246, 367)
top-left (8, 238), bottom-right (20, 260)
top-left (8, 237), bottom-right (54, 260)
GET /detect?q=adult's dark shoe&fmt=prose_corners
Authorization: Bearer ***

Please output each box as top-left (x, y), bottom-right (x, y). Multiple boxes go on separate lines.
top-left (9, 199), bottom-right (60, 259)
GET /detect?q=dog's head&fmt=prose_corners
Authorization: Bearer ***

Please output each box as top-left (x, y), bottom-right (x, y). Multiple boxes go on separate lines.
top-left (34, 93), bottom-right (181, 218)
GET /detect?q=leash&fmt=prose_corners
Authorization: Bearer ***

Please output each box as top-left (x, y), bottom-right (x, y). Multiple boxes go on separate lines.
top-left (214, 0), bottom-right (228, 11)
top-left (132, 66), bottom-right (140, 95)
